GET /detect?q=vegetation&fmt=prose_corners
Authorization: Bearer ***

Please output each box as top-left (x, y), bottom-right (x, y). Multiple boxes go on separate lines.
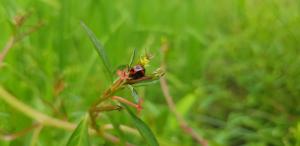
top-left (0, 0), bottom-right (300, 146)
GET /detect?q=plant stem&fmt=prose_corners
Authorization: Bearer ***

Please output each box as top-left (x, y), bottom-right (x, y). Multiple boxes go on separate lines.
top-left (0, 123), bottom-right (40, 141)
top-left (0, 86), bottom-right (75, 130)
top-left (29, 124), bottom-right (43, 146)
top-left (112, 96), bottom-right (140, 109)
top-left (0, 14), bottom-right (43, 67)
top-left (91, 78), bottom-right (123, 107)
top-left (0, 86), bottom-right (138, 145)
top-left (159, 40), bottom-right (209, 146)
top-left (0, 37), bottom-right (15, 66)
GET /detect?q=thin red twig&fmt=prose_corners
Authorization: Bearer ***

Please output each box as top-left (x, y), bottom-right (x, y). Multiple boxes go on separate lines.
top-left (0, 14), bottom-right (43, 67)
top-left (0, 123), bottom-right (40, 141)
top-left (0, 37), bottom-right (15, 65)
top-left (159, 40), bottom-right (208, 146)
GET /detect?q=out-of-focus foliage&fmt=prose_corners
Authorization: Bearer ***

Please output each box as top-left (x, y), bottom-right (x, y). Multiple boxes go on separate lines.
top-left (0, 0), bottom-right (299, 146)
top-left (66, 115), bottom-right (90, 146)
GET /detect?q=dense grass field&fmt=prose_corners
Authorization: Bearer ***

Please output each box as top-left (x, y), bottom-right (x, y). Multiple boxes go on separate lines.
top-left (1, 0), bottom-right (300, 146)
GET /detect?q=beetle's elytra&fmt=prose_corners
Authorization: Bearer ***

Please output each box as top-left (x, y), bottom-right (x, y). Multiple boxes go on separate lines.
top-left (129, 64), bottom-right (145, 79)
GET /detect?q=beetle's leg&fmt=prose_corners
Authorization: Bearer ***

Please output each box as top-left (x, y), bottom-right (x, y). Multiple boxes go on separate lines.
top-left (112, 96), bottom-right (143, 113)
top-left (89, 105), bottom-right (123, 133)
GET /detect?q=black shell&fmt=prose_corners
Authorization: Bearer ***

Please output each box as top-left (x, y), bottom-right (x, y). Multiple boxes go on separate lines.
top-left (129, 65), bottom-right (145, 79)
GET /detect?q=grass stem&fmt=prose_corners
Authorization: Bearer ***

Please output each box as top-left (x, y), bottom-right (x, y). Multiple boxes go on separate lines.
top-left (0, 86), bottom-right (138, 145)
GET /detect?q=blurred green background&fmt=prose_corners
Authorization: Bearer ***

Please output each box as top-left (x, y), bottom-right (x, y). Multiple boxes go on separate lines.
top-left (1, 0), bottom-right (300, 146)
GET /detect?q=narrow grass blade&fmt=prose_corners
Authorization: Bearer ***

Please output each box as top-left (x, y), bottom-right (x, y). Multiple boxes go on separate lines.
top-left (80, 21), bottom-right (113, 81)
top-left (132, 79), bottom-right (160, 87)
top-left (123, 104), bottom-right (159, 146)
top-left (66, 114), bottom-right (90, 146)
top-left (109, 116), bottom-right (125, 145)
top-left (129, 48), bottom-right (137, 67)
top-left (127, 85), bottom-right (139, 103)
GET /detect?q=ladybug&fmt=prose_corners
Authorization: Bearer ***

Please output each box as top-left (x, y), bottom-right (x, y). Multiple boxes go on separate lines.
top-left (129, 64), bottom-right (145, 79)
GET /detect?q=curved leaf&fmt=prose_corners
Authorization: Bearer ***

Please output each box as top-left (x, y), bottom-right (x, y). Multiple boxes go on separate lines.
top-left (132, 79), bottom-right (160, 87)
top-left (66, 114), bottom-right (90, 146)
top-left (80, 21), bottom-right (113, 82)
top-left (127, 85), bottom-right (139, 103)
top-left (123, 104), bottom-right (159, 146)
top-left (129, 48), bottom-right (137, 68)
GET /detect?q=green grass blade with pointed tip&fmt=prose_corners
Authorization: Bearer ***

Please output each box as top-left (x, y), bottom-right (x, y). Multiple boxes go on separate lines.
top-left (127, 85), bottom-right (139, 103)
top-left (132, 79), bottom-right (160, 87)
top-left (80, 21), bottom-right (113, 82)
top-left (123, 104), bottom-right (159, 146)
top-left (129, 48), bottom-right (137, 67)
top-left (66, 114), bottom-right (90, 146)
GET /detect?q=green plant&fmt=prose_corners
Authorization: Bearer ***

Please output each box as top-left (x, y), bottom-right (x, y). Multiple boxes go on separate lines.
top-left (1, 0), bottom-right (300, 145)
top-left (69, 22), bottom-right (165, 146)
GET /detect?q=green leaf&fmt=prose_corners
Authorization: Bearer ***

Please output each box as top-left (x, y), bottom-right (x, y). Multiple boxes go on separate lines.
top-left (109, 115), bottom-right (126, 146)
top-left (127, 85), bottom-right (139, 103)
top-left (66, 114), bottom-right (90, 146)
top-left (132, 79), bottom-right (160, 87)
top-left (80, 21), bottom-right (113, 82)
top-left (129, 48), bottom-right (137, 67)
top-left (123, 104), bottom-right (159, 146)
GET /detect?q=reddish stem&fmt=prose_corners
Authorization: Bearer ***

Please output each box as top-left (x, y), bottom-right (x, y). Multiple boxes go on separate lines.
top-left (160, 40), bottom-right (209, 146)
top-left (112, 96), bottom-right (142, 112)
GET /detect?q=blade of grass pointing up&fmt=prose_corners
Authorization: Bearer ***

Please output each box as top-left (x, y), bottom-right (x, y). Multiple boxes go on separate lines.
top-left (129, 48), bottom-right (137, 68)
top-left (123, 104), bottom-right (159, 146)
top-left (66, 114), bottom-right (90, 146)
top-left (133, 79), bottom-right (160, 87)
top-left (80, 21), bottom-right (113, 82)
